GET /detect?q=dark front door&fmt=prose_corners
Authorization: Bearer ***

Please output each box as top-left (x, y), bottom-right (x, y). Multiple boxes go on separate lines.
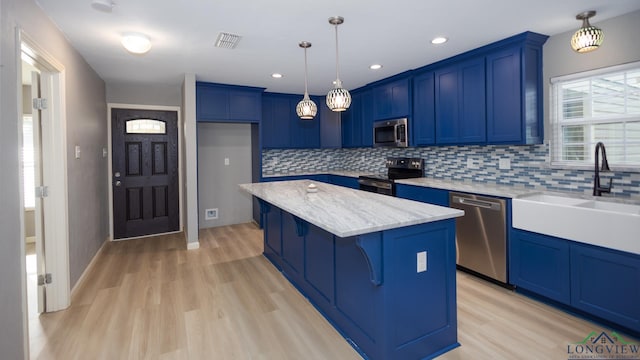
top-left (111, 108), bottom-right (179, 239)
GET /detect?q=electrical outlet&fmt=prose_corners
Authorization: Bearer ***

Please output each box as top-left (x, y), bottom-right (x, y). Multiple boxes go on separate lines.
top-left (205, 208), bottom-right (218, 220)
top-left (466, 158), bottom-right (476, 169)
top-left (75, 145), bottom-right (81, 159)
top-left (417, 251), bottom-right (427, 273)
top-left (499, 158), bottom-right (511, 170)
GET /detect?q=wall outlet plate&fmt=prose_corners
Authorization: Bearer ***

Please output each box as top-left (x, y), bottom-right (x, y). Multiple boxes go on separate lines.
top-left (499, 158), bottom-right (511, 170)
top-left (417, 251), bottom-right (427, 273)
top-left (205, 208), bottom-right (218, 220)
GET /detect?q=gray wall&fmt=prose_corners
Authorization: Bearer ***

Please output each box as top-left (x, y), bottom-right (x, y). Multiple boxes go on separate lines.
top-left (106, 82), bottom-right (181, 107)
top-left (197, 123), bottom-right (253, 228)
top-left (543, 10), bottom-right (640, 139)
top-left (1, 0), bottom-right (108, 358)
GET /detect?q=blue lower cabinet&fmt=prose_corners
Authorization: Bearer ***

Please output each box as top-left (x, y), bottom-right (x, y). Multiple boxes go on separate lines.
top-left (509, 229), bottom-right (571, 304)
top-left (260, 201), bottom-right (459, 360)
top-left (328, 175), bottom-right (359, 189)
top-left (281, 213), bottom-right (305, 278)
top-left (570, 243), bottom-right (640, 333)
top-left (510, 228), bottom-right (640, 335)
top-left (261, 202), bottom-right (282, 268)
top-left (396, 184), bottom-right (449, 207)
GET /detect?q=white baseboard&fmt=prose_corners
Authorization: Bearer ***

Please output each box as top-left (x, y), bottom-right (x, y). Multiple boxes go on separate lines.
top-left (70, 237), bottom-right (109, 299)
top-left (187, 241), bottom-right (200, 250)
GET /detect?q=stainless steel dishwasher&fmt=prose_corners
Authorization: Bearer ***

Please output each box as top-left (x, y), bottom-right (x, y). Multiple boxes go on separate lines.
top-left (450, 192), bottom-right (507, 283)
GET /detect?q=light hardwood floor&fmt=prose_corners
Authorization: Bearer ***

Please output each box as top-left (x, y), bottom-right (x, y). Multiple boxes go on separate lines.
top-left (29, 223), bottom-right (637, 359)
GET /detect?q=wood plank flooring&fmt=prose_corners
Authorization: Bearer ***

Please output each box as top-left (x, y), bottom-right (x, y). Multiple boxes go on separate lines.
top-left (29, 223), bottom-right (637, 359)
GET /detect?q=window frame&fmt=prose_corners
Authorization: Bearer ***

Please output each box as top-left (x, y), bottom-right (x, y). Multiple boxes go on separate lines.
top-left (550, 60), bottom-right (640, 171)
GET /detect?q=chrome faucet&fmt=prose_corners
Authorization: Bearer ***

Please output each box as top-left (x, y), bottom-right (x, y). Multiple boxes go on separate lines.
top-left (593, 142), bottom-right (612, 196)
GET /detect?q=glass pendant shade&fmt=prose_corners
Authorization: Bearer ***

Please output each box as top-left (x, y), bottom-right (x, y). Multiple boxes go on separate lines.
top-left (296, 94), bottom-right (317, 119)
top-left (327, 16), bottom-right (351, 112)
top-left (296, 41), bottom-right (317, 120)
top-left (570, 11), bottom-right (604, 53)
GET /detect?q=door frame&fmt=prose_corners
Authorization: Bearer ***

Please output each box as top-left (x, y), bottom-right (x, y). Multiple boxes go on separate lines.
top-left (107, 103), bottom-right (183, 241)
top-left (17, 28), bottom-right (71, 347)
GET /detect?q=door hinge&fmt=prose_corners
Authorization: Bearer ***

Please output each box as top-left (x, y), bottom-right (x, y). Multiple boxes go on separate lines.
top-left (37, 273), bottom-right (52, 286)
top-left (33, 98), bottom-right (48, 110)
top-left (35, 186), bottom-right (49, 198)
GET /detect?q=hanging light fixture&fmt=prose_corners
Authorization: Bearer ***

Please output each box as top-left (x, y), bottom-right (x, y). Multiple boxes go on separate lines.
top-left (570, 11), bottom-right (604, 53)
top-left (326, 16), bottom-right (351, 112)
top-left (296, 41), bottom-right (317, 120)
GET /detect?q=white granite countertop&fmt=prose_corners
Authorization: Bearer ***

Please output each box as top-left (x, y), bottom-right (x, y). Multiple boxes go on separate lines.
top-left (262, 171), bottom-right (370, 179)
top-left (395, 178), bottom-right (536, 198)
top-left (240, 180), bottom-right (464, 238)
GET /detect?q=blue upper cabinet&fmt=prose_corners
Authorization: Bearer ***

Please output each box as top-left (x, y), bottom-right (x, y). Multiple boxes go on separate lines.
top-left (372, 77), bottom-right (410, 121)
top-left (261, 92), bottom-right (321, 149)
top-left (316, 96), bottom-right (342, 149)
top-left (196, 82), bottom-right (264, 122)
top-left (412, 71), bottom-right (436, 146)
top-left (486, 32), bottom-right (547, 144)
top-left (342, 89), bottom-right (373, 148)
top-left (435, 57), bottom-right (486, 145)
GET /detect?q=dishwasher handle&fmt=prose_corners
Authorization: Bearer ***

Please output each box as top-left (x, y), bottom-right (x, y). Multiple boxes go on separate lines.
top-left (451, 196), bottom-right (502, 211)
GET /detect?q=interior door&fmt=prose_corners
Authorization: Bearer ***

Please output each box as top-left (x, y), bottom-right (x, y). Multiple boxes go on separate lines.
top-left (31, 71), bottom-right (46, 313)
top-left (111, 108), bottom-right (179, 239)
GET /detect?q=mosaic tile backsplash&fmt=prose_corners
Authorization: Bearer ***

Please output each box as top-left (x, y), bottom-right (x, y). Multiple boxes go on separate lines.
top-left (262, 145), bottom-right (640, 199)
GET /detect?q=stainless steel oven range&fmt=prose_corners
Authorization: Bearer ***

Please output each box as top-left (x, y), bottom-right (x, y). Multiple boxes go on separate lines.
top-left (358, 157), bottom-right (424, 196)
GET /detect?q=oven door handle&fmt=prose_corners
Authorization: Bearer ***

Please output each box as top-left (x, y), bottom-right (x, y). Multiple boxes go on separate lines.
top-left (358, 179), bottom-right (393, 190)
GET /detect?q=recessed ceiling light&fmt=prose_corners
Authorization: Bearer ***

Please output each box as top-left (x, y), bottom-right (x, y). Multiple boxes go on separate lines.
top-left (271, 73), bottom-right (283, 79)
top-left (369, 64), bottom-right (383, 70)
top-left (431, 37), bottom-right (448, 45)
top-left (91, 0), bottom-right (115, 13)
top-left (121, 33), bottom-right (152, 55)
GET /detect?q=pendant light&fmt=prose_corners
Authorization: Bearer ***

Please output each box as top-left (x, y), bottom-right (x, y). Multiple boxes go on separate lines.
top-left (326, 16), bottom-right (351, 112)
top-left (296, 41), bottom-right (317, 120)
top-left (570, 11), bottom-right (604, 53)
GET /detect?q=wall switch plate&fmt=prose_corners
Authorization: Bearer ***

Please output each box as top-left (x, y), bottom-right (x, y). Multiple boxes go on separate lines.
top-left (75, 145), bottom-right (81, 159)
top-left (205, 208), bottom-right (218, 220)
top-left (417, 251), bottom-right (427, 273)
top-left (499, 158), bottom-right (511, 170)
top-left (102, 148), bottom-right (108, 158)
top-left (224, 158), bottom-right (230, 166)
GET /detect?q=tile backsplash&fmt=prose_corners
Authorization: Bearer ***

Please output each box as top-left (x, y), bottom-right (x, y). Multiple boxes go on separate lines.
top-left (262, 145), bottom-right (640, 199)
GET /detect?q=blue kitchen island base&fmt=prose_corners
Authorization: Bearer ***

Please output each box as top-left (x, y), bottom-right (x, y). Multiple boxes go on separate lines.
top-left (260, 201), bottom-right (459, 360)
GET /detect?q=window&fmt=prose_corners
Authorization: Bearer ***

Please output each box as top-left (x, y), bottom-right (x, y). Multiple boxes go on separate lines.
top-left (23, 115), bottom-right (35, 209)
top-left (551, 62), bottom-right (640, 168)
top-left (126, 119), bottom-right (166, 134)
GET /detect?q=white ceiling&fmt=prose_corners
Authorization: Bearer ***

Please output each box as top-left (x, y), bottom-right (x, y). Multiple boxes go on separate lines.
top-left (34, 0), bottom-right (640, 95)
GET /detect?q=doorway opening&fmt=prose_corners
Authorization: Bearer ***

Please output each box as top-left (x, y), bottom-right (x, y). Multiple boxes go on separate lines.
top-left (18, 32), bottom-right (71, 358)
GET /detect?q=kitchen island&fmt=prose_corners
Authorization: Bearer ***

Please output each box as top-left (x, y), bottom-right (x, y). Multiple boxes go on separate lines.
top-left (240, 180), bottom-right (464, 360)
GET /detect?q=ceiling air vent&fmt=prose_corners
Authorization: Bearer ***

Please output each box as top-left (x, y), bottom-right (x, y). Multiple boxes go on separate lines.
top-left (214, 32), bottom-right (242, 49)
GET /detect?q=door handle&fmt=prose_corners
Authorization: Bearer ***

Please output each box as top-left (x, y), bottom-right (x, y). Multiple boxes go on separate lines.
top-left (115, 180), bottom-right (122, 187)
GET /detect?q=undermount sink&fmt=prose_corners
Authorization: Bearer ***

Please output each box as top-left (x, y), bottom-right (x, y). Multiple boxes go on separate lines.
top-left (512, 192), bottom-right (640, 255)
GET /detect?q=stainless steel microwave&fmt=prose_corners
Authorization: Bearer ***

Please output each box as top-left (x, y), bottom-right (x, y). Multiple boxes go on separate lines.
top-left (373, 118), bottom-right (408, 147)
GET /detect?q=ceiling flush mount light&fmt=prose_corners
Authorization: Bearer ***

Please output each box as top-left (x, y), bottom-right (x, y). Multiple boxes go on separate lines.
top-left (431, 37), bottom-right (448, 45)
top-left (369, 64), bottom-right (383, 70)
top-left (326, 16), bottom-right (351, 112)
top-left (271, 73), bottom-right (283, 79)
top-left (91, 0), bottom-right (115, 13)
top-left (121, 33), bottom-right (152, 54)
top-left (571, 11), bottom-right (604, 53)
top-left (296, 41), bottom-right (318, 120)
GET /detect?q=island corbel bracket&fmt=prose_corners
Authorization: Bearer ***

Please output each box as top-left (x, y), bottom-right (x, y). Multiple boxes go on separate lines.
top-left (292, 216), bottom-right (309, 237)
top-left (355, 233), bottom-right (383, 286)
top-left (258, 199), bottom-right (271, 214)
